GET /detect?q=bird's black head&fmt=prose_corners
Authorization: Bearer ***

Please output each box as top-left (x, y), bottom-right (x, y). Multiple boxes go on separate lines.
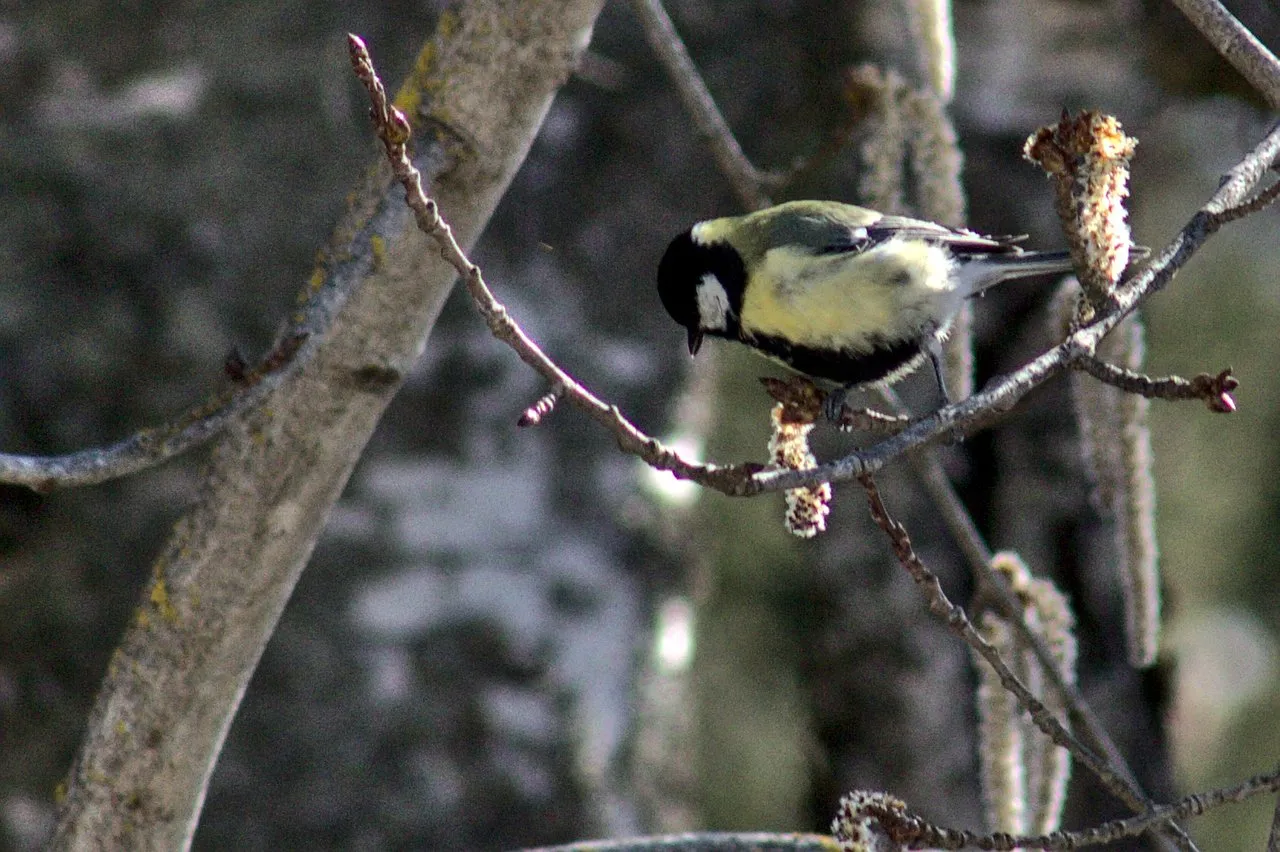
top-left (656, 228), bottom-right (747, 355)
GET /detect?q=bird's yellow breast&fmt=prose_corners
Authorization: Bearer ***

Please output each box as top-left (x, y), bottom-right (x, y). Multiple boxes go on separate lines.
top-left (739, 240), bottom-right (955, 353)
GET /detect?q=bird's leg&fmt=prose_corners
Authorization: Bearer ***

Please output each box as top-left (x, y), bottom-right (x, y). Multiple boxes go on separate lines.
top-left (927, 338), bottom-right (952, 407)
top-left (822, 385), bottom-right (851, 425)
top-left (927, 338), bottom-right (968, 444)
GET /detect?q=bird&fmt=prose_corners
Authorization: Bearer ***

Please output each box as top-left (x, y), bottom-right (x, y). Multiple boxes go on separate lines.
top-left (656, 200), bottom-right (1076, 419)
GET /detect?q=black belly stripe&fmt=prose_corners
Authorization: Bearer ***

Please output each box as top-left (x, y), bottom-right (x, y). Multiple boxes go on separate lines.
top-left (736, 331), bottom-right (925, 386)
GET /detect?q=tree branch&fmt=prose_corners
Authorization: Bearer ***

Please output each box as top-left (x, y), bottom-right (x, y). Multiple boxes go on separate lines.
top-left (0, 333), bottom-right (306, 491)
top-left (1073, 358), bottom-right (1237, 412)
top-left (626, 0), bottom-right (773, 210)
top-left (860, 765), bottom-right (1280, 849)
top-left (48, 4), bottom-right (607, 848)
top-left (1168, 0), bottom-right (1280, 109)
top-left (856, 474), bottom-right (1195, 848)
top-left (525, 833), bottom-right (833, 852)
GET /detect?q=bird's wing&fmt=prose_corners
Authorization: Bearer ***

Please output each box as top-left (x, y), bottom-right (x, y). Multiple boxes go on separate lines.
top-left (863, 214), bottom-right (1027, 256)
top-left (755, 203), bottom-right (1028, 258)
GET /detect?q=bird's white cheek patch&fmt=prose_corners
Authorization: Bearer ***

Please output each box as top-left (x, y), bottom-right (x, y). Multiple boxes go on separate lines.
top-left (696, 274), bottom-right (731, 330)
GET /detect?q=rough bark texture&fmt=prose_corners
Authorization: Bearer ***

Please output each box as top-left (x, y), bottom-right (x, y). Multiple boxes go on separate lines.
top-left (49, 3), bottom-right (605, 848)
top-left (9, 1), bottom-right (1271, 849)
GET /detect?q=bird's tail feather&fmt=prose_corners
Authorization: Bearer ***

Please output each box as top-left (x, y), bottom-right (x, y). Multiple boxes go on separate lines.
top-left (963, 244), bottom-right (1151, 297)
top-left (958, 250), bottom-right (1075, 297)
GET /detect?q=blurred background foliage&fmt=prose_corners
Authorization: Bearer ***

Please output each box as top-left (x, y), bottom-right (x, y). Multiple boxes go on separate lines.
top-left (0, 0), bottom-right (1277, 850)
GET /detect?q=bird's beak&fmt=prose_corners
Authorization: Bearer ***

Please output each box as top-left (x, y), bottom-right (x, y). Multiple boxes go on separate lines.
top-left (687, 328), bottom-right (704, 355)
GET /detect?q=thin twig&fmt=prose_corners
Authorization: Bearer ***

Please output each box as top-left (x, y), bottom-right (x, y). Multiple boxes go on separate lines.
top-left (1074, 358), bottom-right (1237, 412)
top-left (901, 431), bottom-right (1190, 849)
top-left (626, 0), bottom-right (773, 210)
top-left (524, 833), bottom-right (833, 852)
top-left (348, 34), bottom-right (755, 496)
top-left (330, 39), bottom-right (1280, 510)
top-left (1168, 0), bottom-right (1280, 110)
top-left (857, 473), bottom-right (1194, 847)
top-left (1208, 175), bottom-right (1280, 224)
top-left (0, 333), bottom-right (307, 492)
top-left (874, 388), bottom-right (990, 572)
top-left (836, 765), bottom-right (1280, 850)
top-left (348, 32), bottom-right (1280, 518)
top-left (829, 392), bottom-right (1173, 839)
top-left (1201, 120), bottom-right (1280, 214)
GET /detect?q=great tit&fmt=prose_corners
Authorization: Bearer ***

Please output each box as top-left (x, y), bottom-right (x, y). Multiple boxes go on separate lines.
top-left (656, 200), bottom-right (1075, 415)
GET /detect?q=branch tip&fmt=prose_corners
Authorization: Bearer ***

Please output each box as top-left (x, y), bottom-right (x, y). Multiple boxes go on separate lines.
top-left (518, 386), bottom-right (565, 427)
top-left (1074, 356), bottom-right (1238, 412)
top-left (1198, 368), bottom-right (1239, 413)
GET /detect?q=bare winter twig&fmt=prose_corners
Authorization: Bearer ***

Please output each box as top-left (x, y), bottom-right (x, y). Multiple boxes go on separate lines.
top-left (838, 765), bottom-right (1280, 849)
top-left (1074, 359), bottom-right (1238, 413)
top-left (526, 833), bottom-right (833, 852)
top-left (0, 333), bottom-right (307, 491)
top-left (357, 57), bottom-right (1280, 503)
top-left (1169, 0), bottom-right (1280, 109)
top-left (625, 0), bottom-right (773, 210)
top-left (856, 473), bottom-right (1195, 847)
top-left (347, 35), bottom-right (760, 497)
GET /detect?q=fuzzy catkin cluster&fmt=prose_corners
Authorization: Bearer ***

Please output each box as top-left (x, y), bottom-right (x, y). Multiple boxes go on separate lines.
top-left (767, 403), bottom-right (832, 538)
top-left (1024, 111), bottom-right (1137, 312)
top-left (974, 552), bottom-right (1077, 836)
